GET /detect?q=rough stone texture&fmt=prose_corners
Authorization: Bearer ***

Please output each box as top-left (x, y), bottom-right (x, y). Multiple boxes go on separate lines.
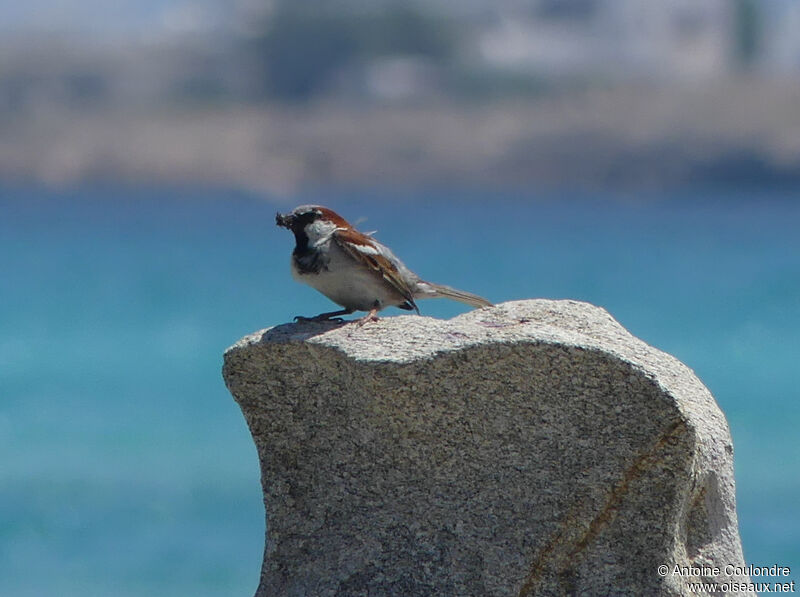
top-left (223, 299), bottom-right (752, 596)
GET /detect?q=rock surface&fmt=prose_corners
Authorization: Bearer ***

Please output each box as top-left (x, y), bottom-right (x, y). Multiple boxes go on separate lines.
top-left (223, 299), bottom-right (752, 596)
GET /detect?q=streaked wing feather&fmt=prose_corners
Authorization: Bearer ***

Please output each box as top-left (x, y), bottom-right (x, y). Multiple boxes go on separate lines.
top-left (333, 228), bottom-right (418, 309)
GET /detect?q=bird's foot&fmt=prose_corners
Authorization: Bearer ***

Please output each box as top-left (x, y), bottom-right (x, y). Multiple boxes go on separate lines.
top-left (294, 315), bottom-right (344, 323)
top-left (354, 307), bottom-right (380, 327)
top-left (293, 308), bottom-right (354, 323)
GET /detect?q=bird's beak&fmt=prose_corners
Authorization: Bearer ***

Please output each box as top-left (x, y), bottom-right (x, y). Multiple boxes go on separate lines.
top-left (275, 212), bottom-right (293, 229)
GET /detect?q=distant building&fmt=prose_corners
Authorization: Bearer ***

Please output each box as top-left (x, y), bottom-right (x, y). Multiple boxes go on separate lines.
top-left (477, 0), bottom-right (734, 80)
top-left (758, 0), bottom-right (800, 72)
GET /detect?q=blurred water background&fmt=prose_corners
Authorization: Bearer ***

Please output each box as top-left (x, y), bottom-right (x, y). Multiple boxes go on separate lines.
top-left (1, 0), bottom-right (799, 595)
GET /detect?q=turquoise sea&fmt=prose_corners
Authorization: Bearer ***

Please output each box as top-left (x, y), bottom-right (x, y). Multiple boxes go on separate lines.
top-left (1, 186), bottom-right (798, 595)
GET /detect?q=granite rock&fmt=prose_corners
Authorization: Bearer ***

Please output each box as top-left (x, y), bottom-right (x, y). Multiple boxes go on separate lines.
top-left (223, 299), bottom-right (752, 596)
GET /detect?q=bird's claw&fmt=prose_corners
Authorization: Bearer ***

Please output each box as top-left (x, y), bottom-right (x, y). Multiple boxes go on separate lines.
top-left (355, 308), bottom-right (380, 327)
top-left (354, 316), bottom-right (379, 327)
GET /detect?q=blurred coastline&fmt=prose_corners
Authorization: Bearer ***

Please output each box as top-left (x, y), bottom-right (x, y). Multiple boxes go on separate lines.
top-left (2, 0), bottom-right (800, 194)
top-left (4, 78), bottom-right (800, 193)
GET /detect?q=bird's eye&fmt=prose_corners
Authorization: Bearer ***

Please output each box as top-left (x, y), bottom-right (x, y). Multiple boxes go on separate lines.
top-left (293, 211), bottom-right (318, 226)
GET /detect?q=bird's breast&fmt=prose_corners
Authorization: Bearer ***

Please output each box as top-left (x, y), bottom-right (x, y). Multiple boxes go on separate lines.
top-left (292, 242), bottom-right (330, 275)
top-left (290, 243), bottom-right (406, 311)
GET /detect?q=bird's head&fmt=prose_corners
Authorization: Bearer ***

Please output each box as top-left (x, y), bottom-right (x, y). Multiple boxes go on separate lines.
top-left (276, 205), bottom-right (314, 231)
top-left (276, 205), bottom-right (351, 248)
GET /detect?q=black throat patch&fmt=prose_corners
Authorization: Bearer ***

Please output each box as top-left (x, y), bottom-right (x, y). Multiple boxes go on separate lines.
top-left (292, 230), bottom-right (328, 274)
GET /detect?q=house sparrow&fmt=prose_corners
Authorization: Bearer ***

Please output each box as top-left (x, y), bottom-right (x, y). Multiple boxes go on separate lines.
top-left (276, 205), bottom-right (492, 324)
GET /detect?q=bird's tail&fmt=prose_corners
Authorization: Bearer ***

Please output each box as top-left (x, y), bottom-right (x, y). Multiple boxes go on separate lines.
top-left (418, 281), bottom-right (493, 309)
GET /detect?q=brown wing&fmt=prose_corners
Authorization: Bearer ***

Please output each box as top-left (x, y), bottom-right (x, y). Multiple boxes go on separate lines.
top-left (333, 227), bottom-right (419, 312)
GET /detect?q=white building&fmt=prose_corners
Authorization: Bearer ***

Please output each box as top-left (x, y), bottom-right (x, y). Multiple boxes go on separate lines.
top-left (477, 0), bottom-right (735, 80)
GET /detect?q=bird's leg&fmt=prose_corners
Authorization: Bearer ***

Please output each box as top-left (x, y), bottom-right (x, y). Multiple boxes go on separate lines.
top-left (294, 308), bottom-right (354, 323)
top-left (355, 303), bottom-right (381, 327)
